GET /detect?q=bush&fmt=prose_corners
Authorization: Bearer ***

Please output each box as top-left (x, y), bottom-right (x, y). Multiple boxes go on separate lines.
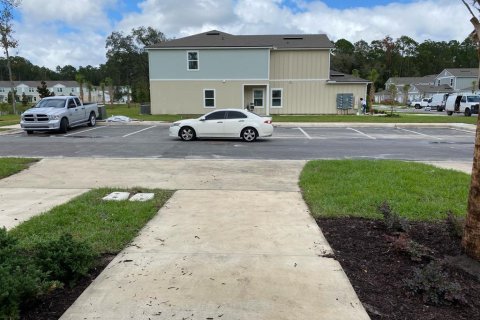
top-left (378, 201), bottom-right (409, 232)
top-left (445, 210), bottom-right (464, 239)
top-left (35, 233), bottom-right (96, 286)
top-left (405, 261), bottom-right (466, 305)
top-left (0, 228), bottom-right (52, 319)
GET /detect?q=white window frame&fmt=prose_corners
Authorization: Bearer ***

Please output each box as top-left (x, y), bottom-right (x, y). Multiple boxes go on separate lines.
top-left (203, 89), bottom-right (215, 108)
top-left (252, 89), bottom-right (265, 108)
top-left (271, 88), bottom-right (283, 108)
top-left (187, 51), bottom-right (199, 71)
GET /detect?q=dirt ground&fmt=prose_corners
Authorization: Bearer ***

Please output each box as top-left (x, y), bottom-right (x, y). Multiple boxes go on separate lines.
top-left (317, 217), bottom-right (480, 320)
top-left (20, 218), bottom-right (480, 320)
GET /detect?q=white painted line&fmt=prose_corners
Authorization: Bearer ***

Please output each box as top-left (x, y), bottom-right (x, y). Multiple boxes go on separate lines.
top-left (347, 127), bottom-right (376, 140)
top-left (296, 127), bottom-right (312, 139)
top-left (122, 125), bottom-right (157, 138)
top-left (64, 126), bottom-right (104, 137)
top-left (397, 127), bottom-right (442, 140)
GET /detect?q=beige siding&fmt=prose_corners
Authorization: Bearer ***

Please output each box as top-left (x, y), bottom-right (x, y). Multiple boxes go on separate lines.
top-left (150, 80), bottom-right (266, 114)
top-left (269, 80), bottom-right (367, 114)
top-left (270, 50), bottom-right (330, 80)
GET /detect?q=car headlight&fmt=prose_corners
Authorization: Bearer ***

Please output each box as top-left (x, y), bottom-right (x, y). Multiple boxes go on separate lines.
top-left (49, 115), bottom-right (60, 120)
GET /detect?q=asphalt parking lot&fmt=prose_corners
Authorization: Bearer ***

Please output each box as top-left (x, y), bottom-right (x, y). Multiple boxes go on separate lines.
top-left (0, 123), bottom-right (475, 161)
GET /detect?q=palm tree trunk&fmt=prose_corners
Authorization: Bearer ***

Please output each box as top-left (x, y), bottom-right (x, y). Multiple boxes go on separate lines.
top-left (6, 49), bottom-right (16, 114)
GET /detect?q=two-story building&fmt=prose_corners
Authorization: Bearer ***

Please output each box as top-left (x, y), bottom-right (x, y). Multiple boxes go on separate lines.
top-left (147, 30), bottom-right (368, 115)
top-left (435, 68), bottom-right (478, 91)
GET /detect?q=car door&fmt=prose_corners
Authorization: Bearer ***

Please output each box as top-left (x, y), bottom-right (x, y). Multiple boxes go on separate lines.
top-left (224, 110), bottom-right (248, 137)
top-left (195, 110), bottom-right (227, 137)
top-left (67, 98), bottom-right (83, 124)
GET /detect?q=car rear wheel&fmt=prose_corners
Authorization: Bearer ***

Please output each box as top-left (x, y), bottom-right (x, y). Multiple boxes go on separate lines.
top-left (241, 127), bottom-right (258, 142)
top-left (447, 111), bottom-right (453, 116)
top-left (179, 126), bottom-right (195, 141)
top-left (59, 118), bottom-right (69, 133)
top-left (87, 112), bottom-right (96, 127)
top-left (465, 108), bottom-right (472, 117)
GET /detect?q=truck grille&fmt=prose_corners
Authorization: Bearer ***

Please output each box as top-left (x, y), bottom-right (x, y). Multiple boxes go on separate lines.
top-left (24, 114), bottom-right (48, 122)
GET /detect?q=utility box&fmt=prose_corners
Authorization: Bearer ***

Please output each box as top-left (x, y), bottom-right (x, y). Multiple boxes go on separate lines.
top-left (140, 103), bottom-right (151, 115)
top-left (336, 93), bottom-right (354, 110)
top-left (97, 105), bottom-right (107, 120)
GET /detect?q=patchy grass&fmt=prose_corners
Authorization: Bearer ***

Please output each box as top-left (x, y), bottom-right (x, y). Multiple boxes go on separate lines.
top-left (0, 158), bottom-right (39, 179)
top-left (0, 114), bottom-right (20, 127)
top-left (103, 104), bottom-right (200, 122)
top-left (10, 188), bottom-right (174, 254)
top-left (300, 160), bottom-right (470, 221)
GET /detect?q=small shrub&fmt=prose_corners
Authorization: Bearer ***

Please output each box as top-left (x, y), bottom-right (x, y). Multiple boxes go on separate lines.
top-left (378, 201), bottom-right (409, 232)
top-left (445, 210), bottom-right (464, 239)
top-left (34, 233), bottom-right (96, 286)
top-left (0, 228), bottom-right (52, 319)
top-left (387, 233), bottom-right (432, 262)
top-left (405, 261), bottom-right (467, 305)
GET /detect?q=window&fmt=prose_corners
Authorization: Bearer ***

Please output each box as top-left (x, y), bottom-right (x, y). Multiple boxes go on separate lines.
top-left (74, 97), bottom-right (81, 106)
top-left (226, 111), bottom-right (247, 119)
top-left (205, 110), bottom-right (226, 120)
top-left (461, 96), bottom-right (466, 103)
top-left (57, 88), bottom-right (63, 93)
top-left (187, 51), bottom-right (199, 70)
top-left (450, 78), bottom-right (454, 87)
top-left (253, 89), bottom-right (264, 107)
top-left (271, 89), bottom-right (283, 108)
top-left (29, 88), bottom-right (35, 92)
top-left (437, 80), bottom-right (440, 86)
top-left (204, 89), bottom-right (215, 108)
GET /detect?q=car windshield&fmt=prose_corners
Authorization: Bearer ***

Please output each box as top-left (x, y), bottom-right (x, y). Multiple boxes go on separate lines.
top-left (468, 96), bottom-right (480, 103)
top-left (35, 99), bottom-right (65, 108)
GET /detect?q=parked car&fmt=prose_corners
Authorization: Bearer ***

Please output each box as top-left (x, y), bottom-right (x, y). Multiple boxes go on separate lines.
top-left (412, 98), bottom-right (430, 109)
top-left (427, 93), bottom-right (448, 111)
top-left (169, 109), bottom-right (273, 142)
top-left (20, 96), bottom-right (98, 134)
top-left (445, 93), bottom-right (480, 116)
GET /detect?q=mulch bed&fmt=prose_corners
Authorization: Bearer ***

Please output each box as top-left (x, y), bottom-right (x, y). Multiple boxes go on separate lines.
top-left (20, 254), bottom-right (116, 320)
top-left (317, 217), bottom-right (480, 320)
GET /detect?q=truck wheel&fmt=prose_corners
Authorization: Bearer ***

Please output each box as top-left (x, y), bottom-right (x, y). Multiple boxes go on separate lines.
top-left (26, 130), bottom-right (33, 135)
top-left (447, 111), bottom-right (453, 116)
top-left (87, 112), bottom-right (96, 127)
top-left (59, 118), bottom-right (69, 133)
top-left (465, 108), bottom-right (472, 117)
top-left (415, 104), bottom-right (420, 109)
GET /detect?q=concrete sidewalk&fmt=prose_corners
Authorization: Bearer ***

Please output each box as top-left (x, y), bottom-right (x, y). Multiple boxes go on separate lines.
top-left (1, 158), bottom-right (370, 319)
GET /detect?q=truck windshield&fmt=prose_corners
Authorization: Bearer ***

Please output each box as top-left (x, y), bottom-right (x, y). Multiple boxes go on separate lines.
top-left (35, 99), bottom-right (65, 108)
top-left (468, 96), bottom-right (480, 103)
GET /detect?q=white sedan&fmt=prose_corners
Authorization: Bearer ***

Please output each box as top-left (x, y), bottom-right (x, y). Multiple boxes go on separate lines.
top-left (169, 109), bottom-right (274, 142)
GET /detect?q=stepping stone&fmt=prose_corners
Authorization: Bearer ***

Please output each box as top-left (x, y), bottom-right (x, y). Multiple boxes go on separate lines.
top-left (102, 192), bottom-right (130, 201)
top-left (129, 193), bottom-right (154, 202)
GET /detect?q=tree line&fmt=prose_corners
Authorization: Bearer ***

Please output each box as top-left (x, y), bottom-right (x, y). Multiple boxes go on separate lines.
top-left (332, 35), bottom-right (478, 90)
top-left (0, 26), bottom-right (167, 103)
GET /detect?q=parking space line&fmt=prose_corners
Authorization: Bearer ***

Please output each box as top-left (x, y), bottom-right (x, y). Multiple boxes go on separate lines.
top-left (397, 128), bottom-right (442, 140)
top-left (64, 126), bottom-right (104, 137)
top-left (122, 125), bottom-right (157, 138)
top-left (296, 127), bottom-right (312, 139)
top-left (347, 128), bottom-right (376, 140)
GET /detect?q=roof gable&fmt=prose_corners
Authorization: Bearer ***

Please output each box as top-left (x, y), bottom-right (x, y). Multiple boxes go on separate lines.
top-left (148, 30), bottom-right (334, 49)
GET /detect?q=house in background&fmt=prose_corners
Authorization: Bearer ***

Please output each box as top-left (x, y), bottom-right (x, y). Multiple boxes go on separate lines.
top-left (146, 30), bottom-right (368, 115)
top-left (376, 75), bottom-right (436, 103)
top-left (435, 68), bottom-right (478, 92)
top-left (0, 81), bottom-right (130, 104)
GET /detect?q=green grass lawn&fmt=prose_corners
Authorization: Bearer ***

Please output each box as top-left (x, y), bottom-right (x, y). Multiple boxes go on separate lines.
top-left (0, 114), bottom-right (20, 127)
top-left (0, 158), bottom-right (39, 179)
top-left (10, 188), bottom-right (174, 254)
top-left (300, 160), bottom-right (470, 221)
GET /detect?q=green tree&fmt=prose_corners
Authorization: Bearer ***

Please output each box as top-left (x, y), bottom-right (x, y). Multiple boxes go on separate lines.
top-left (0, 0), bottom-right (20, 114)
top-left (402, 84), bottom-right (411, 106)
top-left (86, 81), bottom-right (93, 102)
top-left (21, 91), bottom-right (27, 106)
top-left (75, 73), bottom-right (85, 102)
top-left (37, 80), bottom-right (54, 98)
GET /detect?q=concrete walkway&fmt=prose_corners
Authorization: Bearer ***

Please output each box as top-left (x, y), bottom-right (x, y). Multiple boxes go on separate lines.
top-left (1, 158), bottom-right (369, 319)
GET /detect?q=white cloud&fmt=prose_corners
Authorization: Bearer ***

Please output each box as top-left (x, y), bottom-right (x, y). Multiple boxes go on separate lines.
top-left (8, 0), bottom-right (477, 70)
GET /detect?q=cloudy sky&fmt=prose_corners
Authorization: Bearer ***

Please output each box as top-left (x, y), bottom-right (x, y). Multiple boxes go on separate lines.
top-left (10, 0), bottom-right (475, 70)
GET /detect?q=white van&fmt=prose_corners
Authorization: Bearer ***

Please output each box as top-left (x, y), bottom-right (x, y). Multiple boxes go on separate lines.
top-left (428, 93), bottom-right (448, 111)
top-left (445, 93), bottom-right (480, 116)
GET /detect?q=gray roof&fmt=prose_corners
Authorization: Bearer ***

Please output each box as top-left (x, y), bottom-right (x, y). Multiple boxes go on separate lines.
top-left (0, 81), bottom-right (79, 87)
top-left (329, 70), bottom-right (369, 83)
top-left (148, 30), bottom-right (334, 49)
top-left (445, 68), bottom-right (478, 77)
top-left (414, 84), bottom-right (454, 94)
top-left (387, 75), bottom-right (435, 86)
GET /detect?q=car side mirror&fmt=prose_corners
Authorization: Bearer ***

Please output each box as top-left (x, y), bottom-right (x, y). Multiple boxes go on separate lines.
top-left (199, 117), bottom-right (205, 121)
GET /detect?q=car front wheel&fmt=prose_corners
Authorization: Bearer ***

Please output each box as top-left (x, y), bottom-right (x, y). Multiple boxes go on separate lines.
top-left (59, 118), bottom-right (69, 133)
top-left (179, 126), bottom-right (195, 141)
top-left (241, 127), bottom-right (258, 142)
